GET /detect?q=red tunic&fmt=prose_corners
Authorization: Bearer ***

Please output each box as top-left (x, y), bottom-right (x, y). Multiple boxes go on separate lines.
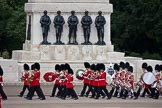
top-left (66, 75), bottom-right (74, 88)
top-left (0, 76), bottom-right (3, 82)
top-left (83, 70), bottom-right (91, 84)
top-left (55, 72), bottom-right (60, 85)
top-left (30, 71), bottom-right (40, 86)
top-left (129, 74), bottom-right (134, 87)
top-left (93, 73), bottom-right (99, 86)
top-left (98, 72), bottom-right (106, 86)
top-left (23, 72), bottom-right (29, 85)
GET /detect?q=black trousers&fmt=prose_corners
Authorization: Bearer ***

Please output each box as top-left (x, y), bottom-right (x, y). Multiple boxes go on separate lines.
top-left (28, 85), bottom-right (45, 99)
top-left (80, 83), bottom-right (89, 96)
top-left (51, 84), bottom-right (60, 96)
top-left (62, 88), bottom-right (78, 99)
top-left (97, 86), bottom-right (110, 98)
top-left (0, 84), bottom-right (7, 99)
top-left (20, 85), bottom-right (30, 96)
top-left (86, 85), bottom-right (95, 96)
top-left (57, 85), bottom-right (66, 98)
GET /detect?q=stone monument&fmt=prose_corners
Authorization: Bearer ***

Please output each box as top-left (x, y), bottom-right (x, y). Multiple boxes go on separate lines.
top-left (12, 0), bottom-right (126, 82)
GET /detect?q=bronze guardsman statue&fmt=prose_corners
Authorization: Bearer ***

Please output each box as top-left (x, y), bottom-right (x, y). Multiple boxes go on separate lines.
top-left (95, 11), bottom-right (106, 45)
top-left (81, 11), bottom-right (93, 45)
top-left (53, 11), bottom-right (65, 45)
top-left (67, 11), bottom-right (79, 45)
top-left (40, 10), bottom-right (51, 45)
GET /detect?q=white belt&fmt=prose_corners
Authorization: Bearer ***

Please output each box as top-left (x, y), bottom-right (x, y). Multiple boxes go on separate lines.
top-left (99, 79), bottom-right (105, 81)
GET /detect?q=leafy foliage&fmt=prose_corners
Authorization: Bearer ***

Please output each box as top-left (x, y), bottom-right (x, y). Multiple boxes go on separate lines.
top-left (110, 0), bottom-right (162, 59)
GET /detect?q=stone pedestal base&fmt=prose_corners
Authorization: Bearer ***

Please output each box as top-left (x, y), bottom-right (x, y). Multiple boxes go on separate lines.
top-left (12, 44), bottom-right (121, 62)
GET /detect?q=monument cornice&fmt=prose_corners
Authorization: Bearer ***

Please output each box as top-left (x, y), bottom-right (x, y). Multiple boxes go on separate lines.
top-left (25, 3), bottom-right (113, 13)
top-left (28, 0), bottom-right (110, 3)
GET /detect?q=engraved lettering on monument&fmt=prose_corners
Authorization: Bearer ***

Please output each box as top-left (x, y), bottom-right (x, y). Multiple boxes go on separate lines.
top-left (67, 46), bottom-right (80, 60)
top-left (40, 10), bottom-right (51, 45)
top-left (82, 46), bottom-right (93, 60)
top-left (53, 11), bottom-right (65, 45)
top-left (54, 46), bottom-right (65, 60)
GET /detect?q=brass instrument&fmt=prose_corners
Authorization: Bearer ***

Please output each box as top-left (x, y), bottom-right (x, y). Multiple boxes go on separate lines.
top-left (27, 70), bottom-right (34, 83)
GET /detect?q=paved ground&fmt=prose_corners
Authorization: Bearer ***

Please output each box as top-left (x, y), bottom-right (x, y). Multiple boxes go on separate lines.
top-left (1, 84), bottom-right (162, 108)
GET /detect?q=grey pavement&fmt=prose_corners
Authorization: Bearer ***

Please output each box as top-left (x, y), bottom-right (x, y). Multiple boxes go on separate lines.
top-left (1, 84), bottom-right (162, 108)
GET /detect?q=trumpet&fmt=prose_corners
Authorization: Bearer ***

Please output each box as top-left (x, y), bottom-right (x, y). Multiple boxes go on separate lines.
top-left (27, 71), bottom-right (34, 82)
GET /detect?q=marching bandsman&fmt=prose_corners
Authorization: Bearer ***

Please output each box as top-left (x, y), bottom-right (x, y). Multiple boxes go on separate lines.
top-left (18, 64), bottom-right (30, 97)
top-left (118, 61), bottom-right (126, 98)
top-left (56, 64), bottom-right (65, 98)
top-left (59, 63), bottom-right (70, 98)
top-left (0, 65), bottom-right (7, 100)
top-left (141, 65), bottom-right (152, 97)
top-left (134, 62), bottom-right (148, 99)
top-left (62, 68), bottom-right (78, 100)
top-left (110, 63), bottom-right (120, 97)
top-left (85, 64), bottom-right (96, 98)
top-left (96, 63), bottom-right (111, 99)
top-left (150, 64), bottom-right (161, 99)
top-left (122, 66), bottom-right (134, 99)
top-left (26, 63), bottom-right (46, 100)
top-left (50, 64), bottom-right (61, 97)
top-left (80, 62), bottom-right (91, 97)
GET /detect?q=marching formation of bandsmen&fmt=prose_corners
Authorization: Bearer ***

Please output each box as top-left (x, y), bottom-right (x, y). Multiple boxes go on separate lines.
top-left (79, 62), bottom-right (162, 100)
top-left (0, 61), bottom-right (162, 101)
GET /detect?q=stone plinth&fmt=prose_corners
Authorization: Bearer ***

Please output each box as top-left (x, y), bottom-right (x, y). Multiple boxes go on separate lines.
top-left (0, 59), bottom-right (18, 82)
top-left (25, 0), bottom-right (113, 49)
top-left (12, 45), bottom-right (117, 62)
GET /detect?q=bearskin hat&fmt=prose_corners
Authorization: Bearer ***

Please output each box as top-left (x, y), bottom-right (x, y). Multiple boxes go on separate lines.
top-left (90, 64), bottom-right (96, 71)
top-left (142, 62), bottom-right (147, 69)
top-left (23, 64), bottom-right (30, 71)
top-left (114, 63), bottom-right (119, 71)
top-left (147, 65), bottom-right (153, 72)
top-left (128, 66), bottom-right (133, 73)
top-left (119, 61), bottom-right (125, 69)
top-left (55, 64), bottom-right (60, 71)
top-left (65, 63), bottom-right (71, 70)
top-left (155, 64), bottom-right (160, 72)
top-left (0, 66), bottom-right (4, 76)
top-left (84, 62), bottom-right (90, 68)
top-left (125, 62), bottom-right (130, 69)
top-left (34, 62), bottom-right (40, 70)
top-left (100, 63), bottom-right (105, 70)
top-left (96, 63), bottom-right (101, 71)
top-left (31, 64), bottom-right (35, 70)
top-left (160, 65), bottom-right (162, 71)
top-left (60, 64), bottom-right (65, 71)
top-left (68, 68), bottom-right (74, 75)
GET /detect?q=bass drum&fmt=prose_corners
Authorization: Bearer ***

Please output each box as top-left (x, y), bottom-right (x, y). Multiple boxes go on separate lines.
top-left (76, 69), bottom-right (85, 80)
top-left (142, 72), bottom-right (156, 85)
top-left (43, 72), bottom-right (56, 82)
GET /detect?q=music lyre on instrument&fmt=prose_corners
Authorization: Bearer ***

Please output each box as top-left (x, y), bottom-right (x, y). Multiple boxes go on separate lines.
top-left (43, 72), bottom-right (56, 82)
top-left (76, 69), bottom-right (85, 80)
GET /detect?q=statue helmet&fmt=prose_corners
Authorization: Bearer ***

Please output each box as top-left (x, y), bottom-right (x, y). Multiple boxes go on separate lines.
top-left (44, 10), bottom-right (48, 15)
top-left (57, 10), bottom-right (61, 14)
top-left (71, 10), bottom-right (75, 14)
top-left (98, 11), bottom-right (102, 15)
